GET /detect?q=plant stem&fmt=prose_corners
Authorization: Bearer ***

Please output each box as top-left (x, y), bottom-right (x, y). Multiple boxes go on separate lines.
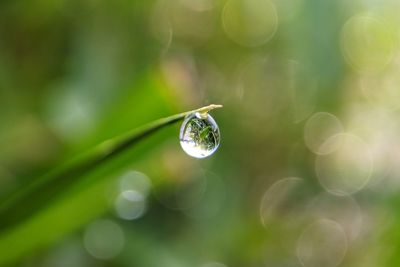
top-left (0, 104), bottom-right (223, 232)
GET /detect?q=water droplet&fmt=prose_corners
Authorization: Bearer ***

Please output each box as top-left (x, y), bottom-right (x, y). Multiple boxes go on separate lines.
top-left (179, 112), bottom-right (220, 158)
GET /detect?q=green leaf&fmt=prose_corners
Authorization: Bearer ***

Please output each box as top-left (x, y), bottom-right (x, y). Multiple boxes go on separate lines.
top-left (0, 101), bottom-right (222, 265)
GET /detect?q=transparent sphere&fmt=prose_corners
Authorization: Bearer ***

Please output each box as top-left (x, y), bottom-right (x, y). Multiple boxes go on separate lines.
top-left (179, 112), bottom-right (220, 158)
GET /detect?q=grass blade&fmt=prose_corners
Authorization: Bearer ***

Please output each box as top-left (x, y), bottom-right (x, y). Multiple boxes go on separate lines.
top-left (0, 104), bottom-right (222, 232)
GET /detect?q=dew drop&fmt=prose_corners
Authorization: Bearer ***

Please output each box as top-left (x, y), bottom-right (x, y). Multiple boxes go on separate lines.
top-left (179, 112), bottom-right (220, 158)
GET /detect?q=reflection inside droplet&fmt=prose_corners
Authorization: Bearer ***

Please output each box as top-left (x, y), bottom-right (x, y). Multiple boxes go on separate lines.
top-left (179, 112), bottom-right (220, 158)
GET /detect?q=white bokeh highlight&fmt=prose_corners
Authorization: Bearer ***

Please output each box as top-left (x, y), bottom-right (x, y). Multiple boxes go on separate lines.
top-left (296, 219), bottom-right (347, 267)
top-left (114, 171), bottom-right (151, 220)
top-left (315, 133), bottom-right (373, 195)
top-left (83, 219), bottom-right (125, 260)
top-left (304, 112), bottom-right (344, 155)
top-left (222, 0), bottom-right (278, 47)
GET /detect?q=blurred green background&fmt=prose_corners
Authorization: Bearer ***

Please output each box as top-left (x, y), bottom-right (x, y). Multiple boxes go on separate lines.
top-left (1, 0), bottom-right (400, 266)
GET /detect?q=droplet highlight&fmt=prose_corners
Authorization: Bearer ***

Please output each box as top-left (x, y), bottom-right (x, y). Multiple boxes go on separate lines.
top-left (179, 112), bottom-right (220, 158)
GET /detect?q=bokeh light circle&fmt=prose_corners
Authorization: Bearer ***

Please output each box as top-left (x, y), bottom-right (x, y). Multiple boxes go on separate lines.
top-left (315, 133), bottom-right (373, 195)
top-left (119, 171), bottom-right (151, 195)
top-left (360, 56), bottom-right (400, 110)
top-left (308, 192), bottom-right (363, 241)
top-left (260, 177), bottom-right (305, 227)
top-left (296, 219), bottom-right (347, 267)
top-left (114, 170), bottom-right (151, 220)
top-left (115, 190), bottom-right (146, 220)
top-left (83, 219), bottom-right (125, 260)
top-left (149, 0), bottom-right (173, 50)
top-left (344, 105), bottom-right (397, 189)
top-left (304, 112), bottom-right (344, 155)
top-left (222, 0), bottom-right (278, 47)
top-left (340, 15), bottom-right (395, 74)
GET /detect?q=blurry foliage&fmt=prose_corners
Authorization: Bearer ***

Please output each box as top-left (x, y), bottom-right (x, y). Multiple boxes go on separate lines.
top-left (1, 0), bottom-right (400, 266)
